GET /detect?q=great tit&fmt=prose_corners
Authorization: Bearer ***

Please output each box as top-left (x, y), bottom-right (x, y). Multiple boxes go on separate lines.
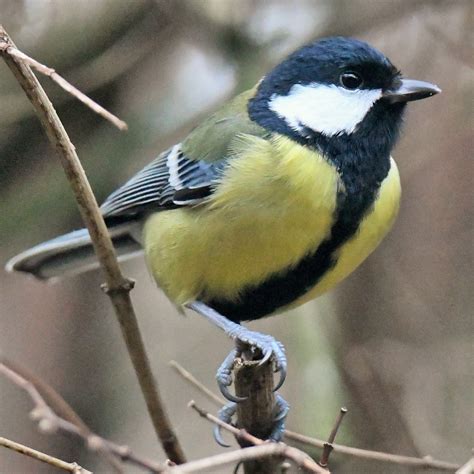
top-left (7, 37), bottom-right (440, 440)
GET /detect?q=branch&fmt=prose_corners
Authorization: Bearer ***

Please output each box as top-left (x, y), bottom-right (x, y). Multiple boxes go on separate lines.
top-left (170, 360), bottom-right (462, 472)
top-left (187, 401), bottom-right (328, 474)
top-left (169, 360), bottom-right (223, 406)
top-left (285, 431), bottom-right (461, 472)
top-left (0, 436), bottom-right (92, 474)
top-left (233, 342), bottom-right (280, 473)
top-left (0, 359), bottom-right (167, 473)
top-left (0, 40), bottom-right (127, 130)
top-left (0, 25), bottom-right (185, 465)
top-left (318, 407), bottom-right (347, 468)
top-left (170, 360), bottom-right (225, 406)
top-left (456, 457), bottom-right (474, 474)
top-left (166, 444), bottom-right (320, 474)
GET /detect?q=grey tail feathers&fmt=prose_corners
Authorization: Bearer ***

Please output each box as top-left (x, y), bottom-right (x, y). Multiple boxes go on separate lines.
top-left (5, 223), bottom-right (143, 280)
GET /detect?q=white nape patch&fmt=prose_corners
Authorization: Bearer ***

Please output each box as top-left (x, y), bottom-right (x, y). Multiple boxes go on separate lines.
top-left (269, 83), bottom-right (382, 137)
top-left (167, 144), bottom-right (184, 189)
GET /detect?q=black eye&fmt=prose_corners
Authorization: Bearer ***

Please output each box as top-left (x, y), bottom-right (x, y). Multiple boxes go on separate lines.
top-left (340, 72), bottom-right (363, 90)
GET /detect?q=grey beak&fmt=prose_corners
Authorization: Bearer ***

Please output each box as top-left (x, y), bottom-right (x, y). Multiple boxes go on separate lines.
top-left (383, 79), bottom-right (441, 103)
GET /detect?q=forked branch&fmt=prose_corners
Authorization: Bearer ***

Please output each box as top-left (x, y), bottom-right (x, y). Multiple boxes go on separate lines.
top-left (0, 358), bottom-right (165, 473)
top-left (170, 360), bottom-right (462, 472)
top-left (0, 25), bottom-right (185, 464)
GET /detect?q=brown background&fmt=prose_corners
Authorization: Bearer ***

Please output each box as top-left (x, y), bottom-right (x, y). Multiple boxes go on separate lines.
top-left (0, 1), bottom-right (472, 472)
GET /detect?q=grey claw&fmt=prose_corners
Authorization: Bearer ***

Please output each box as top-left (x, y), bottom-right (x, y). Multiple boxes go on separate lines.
top-left (216, 349), bottom-right (247, 402)
top-left (273, 394), bottom-right (290, 422)
top-left (269, 394), bottom-right (290, 442)
top-left (218, 381), bottom-right (247, 403)
top-left (213, 424), bottom-right (231, 448)
top-left (258, 348), bottom-right (273, 366)
top-left (273, 365), bottom-right (287, 392)
top-left (214, 402), bottom-right (237, 447)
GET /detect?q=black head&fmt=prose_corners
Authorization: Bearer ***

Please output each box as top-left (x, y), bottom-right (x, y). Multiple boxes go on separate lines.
top-left (248, 37), bottom-right (440, 160)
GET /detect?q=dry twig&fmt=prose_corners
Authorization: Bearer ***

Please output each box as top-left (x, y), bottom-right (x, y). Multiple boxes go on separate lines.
top-left (285, 431), bottom-right (461, 472)
top-left (0, 40), bottom-right (127, 130)
top-left (1, 357), bottom-right (123, 472)
top-left (0, 436), bottom-right (92, 474)
top-left (0, 359), bottom-right (167, 473)
top-left (170, 360), bottom-right (462, 472)
top-left (169, 360), bottom-right (223, 406)
top-left (455, 457), bottom-right (474, 474)
top-left (170, 360), bottom-right (225, 406)
top-left (188, 400), bottom-right (328, 474)
top-left (166, 444), bottom-right (321, 474)
top-left (0, 25), bottom-right (185, 464)
top-left (319, 407), bottom-right (347, 468)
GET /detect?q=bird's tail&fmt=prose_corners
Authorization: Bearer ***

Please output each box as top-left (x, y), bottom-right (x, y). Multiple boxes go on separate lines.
top-left (5, 222), bottom-right (143, 280)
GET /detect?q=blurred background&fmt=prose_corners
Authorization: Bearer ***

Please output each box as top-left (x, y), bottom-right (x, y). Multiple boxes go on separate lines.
top-left (0, 0), bottom-right (472, 472)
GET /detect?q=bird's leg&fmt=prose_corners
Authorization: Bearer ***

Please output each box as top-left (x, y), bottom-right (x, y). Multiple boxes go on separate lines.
top-left (186, 301), bottom-right (287, 400)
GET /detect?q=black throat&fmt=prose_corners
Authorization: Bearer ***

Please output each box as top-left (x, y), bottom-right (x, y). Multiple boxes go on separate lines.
top-left (205, 99), bottom-right (405, 322)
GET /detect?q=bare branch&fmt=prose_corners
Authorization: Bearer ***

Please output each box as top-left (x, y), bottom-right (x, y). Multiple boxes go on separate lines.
top-left (0, 25), bottom-right (185, 464)
top-left (171, 360), bottom-right (462, 472)
top-left (0, 359), bottom-right (169, 473)
top-left (233, 344), bottom-right (280, 473)
top-left (455, 457), bottom-right (474, 474)
top-left (0, 42), bottom-right (127, 130)
top-left (0, 436), bottom-right (91, 474)
top-left (173, 350), bottom-right (290, 474)
top-left (188, 401), bottom-right (328, 474)
top-left (169, 361), bottom-right (223, 407)
top-left (285, 431), bottom-right (461, 472)
top-left (169, 360), bottom-right (225, 406)
top-left (319, 407), bottom-right (347, 468)
top-left (166, 444), bottom-right (321, 474)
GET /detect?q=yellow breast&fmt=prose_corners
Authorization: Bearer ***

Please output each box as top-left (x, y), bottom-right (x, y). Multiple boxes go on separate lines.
top-left (143, 135), bottom-right (339, 305)
top-left (143, 136), bottom-right (401, 311)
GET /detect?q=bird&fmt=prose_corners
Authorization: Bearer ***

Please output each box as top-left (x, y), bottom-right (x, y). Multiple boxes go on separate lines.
top-left (6, 36), bottom-right (440, 443)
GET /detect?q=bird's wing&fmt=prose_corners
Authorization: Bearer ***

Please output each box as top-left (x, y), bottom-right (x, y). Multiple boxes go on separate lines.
top-left (100, 87), bottom-right (266, 219)
top-left (100, 145), bottom-right (225, 217)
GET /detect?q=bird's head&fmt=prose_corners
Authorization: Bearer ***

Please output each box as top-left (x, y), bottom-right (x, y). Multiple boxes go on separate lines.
top-left (248, 37), bottom-right (440, 152)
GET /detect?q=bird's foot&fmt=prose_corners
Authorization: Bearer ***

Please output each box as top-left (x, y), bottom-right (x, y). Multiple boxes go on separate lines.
top-left (213, 394), bottom-right (289, 446)
top-left (185, 301), bottom-right (287, 400)
top-left (269, 394), bottom-right (290, 442)
top-left (214, 401), bottom-right (236, 447)
top-left (216, 328), bottom-right (287, 401)
top-left (216, 349), bottom-right (246, 402)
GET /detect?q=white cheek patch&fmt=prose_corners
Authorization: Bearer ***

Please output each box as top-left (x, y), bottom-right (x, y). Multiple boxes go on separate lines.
top-left (269, 83), bottom-right (382, 137)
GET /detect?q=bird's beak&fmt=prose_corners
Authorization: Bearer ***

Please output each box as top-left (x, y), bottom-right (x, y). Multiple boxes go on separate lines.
top-left (383, 79), bottom-right (441, 103)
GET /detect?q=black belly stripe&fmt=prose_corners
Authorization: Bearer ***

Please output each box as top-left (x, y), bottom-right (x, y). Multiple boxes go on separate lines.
top-left (205, 185), bottom-right (377, 322)
top-left (204, 122), bottom-right (396, 322)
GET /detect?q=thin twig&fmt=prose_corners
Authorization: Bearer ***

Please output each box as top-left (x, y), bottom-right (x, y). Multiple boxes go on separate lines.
top-left (188, 401), bottom-right (328, 474)
top-left (171, 360), bottom-right (462, 472)
top-left (0, 42), bottom-right (127, 130)
top-left (285, 431), bottom-right (461, 472)
top-left (169, 360), bottom-right (223, 406)
top-left (455, 457), bottom-right (474, 474)
top-left (0, 25), bottom-right (185, 465)
top-left (0, 435), bottom-right (92, 474)
top-left (319, 407), bottom-right (347, 468)
top-left (1, 357), bottom-right (122, 471)
top-left (166, 444), bottom-right (322, 474)
top-left (0, 360), bottom-right (168, 473)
